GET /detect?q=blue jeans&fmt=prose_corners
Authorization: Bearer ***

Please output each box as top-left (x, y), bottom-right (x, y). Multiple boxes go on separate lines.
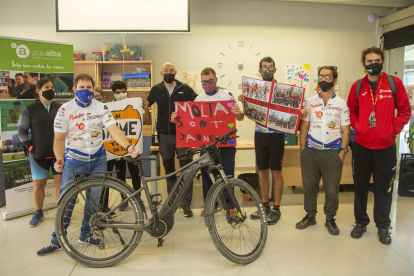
top-left (51, 156), bottom-right (107, 246)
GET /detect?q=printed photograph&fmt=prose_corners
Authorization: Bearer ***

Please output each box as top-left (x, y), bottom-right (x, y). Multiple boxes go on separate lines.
top-left (271, 83), bottom-right (303, 109)
top-left (267, 109), bottom-right (298, 134)
top-left (242, 77), bottom-right (272, 102)
top-left (243, 100), bottom-right (268, 126)
top-left (3, 160), bottom-right (32, 189)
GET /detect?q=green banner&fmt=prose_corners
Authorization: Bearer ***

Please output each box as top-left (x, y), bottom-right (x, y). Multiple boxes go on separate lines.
top-left (0, 37), bottom-right (73, 73)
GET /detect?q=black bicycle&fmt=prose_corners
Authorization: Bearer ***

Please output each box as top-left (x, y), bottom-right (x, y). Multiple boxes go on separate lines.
top-left (54, 129), bottom-right (268, 267)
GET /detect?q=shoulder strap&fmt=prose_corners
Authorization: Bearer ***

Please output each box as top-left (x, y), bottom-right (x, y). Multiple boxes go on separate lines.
top-left (356, 79), bottom-right (363, 103)
top-left (385, 74), bottom-right (397, 108)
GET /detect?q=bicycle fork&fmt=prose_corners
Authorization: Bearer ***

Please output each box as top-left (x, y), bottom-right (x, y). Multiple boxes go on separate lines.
top-left (208, 165), bottom-right (245, 221)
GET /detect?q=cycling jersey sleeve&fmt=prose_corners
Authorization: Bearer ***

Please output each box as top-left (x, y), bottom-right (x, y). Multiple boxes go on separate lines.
top-left (54, 106), bottom-right (68, 133)
top-left (302, 100), bottom-right (310, 122)
top-left (102, 106), bottom-right (115, 128)
top-left (341, 101), bottom-right (350, 126)
top-left (18, 107), bottom-right (32, 148)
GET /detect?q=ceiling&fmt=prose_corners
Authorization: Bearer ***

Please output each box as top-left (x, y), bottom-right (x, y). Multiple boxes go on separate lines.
top-left (247, 0), bottom-right (414, 8)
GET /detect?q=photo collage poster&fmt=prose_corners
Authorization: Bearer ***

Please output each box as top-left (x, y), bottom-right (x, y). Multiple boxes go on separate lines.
top-left (242, 77), bottom-right (304, 134)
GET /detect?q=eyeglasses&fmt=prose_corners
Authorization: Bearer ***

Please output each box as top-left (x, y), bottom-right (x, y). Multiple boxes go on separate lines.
top-left (201, 79), bottom-right (215, 84)
top-left (318, 74), bottom-right (333, 81)
top-left (94, 95), bottom-right (102, 100)
top-left (261, 66), bottom-right (275, 70)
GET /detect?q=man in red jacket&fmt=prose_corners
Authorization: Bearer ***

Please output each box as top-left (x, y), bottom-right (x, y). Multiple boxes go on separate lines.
top-left (347, 47), bottom-right (411, 245)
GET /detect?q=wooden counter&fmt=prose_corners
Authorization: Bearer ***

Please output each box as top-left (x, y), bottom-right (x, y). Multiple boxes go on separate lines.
top-left (149, 139), bottom-right (355, 186)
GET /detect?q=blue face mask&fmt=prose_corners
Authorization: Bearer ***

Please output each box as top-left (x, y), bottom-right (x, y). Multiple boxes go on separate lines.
top-left (76, 89), bottom-right (95, 104)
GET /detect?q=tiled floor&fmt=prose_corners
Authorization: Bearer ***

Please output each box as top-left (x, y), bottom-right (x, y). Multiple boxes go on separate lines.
top-left (1, 175), bottom-right (414, 276)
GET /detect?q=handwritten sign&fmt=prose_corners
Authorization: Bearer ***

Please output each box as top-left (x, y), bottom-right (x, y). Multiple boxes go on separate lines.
top-left (242, 76), bottom-right (304, 134)
top-left (175, 101), bottom-right (236, 148)
top-left (103, 98), bottom-right (143, 160)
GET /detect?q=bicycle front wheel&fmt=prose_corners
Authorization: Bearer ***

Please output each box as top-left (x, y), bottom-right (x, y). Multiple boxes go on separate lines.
top-left (204, 178), bottom-right (268, 264)
top-left (55, 178), bottom-right (144, 267)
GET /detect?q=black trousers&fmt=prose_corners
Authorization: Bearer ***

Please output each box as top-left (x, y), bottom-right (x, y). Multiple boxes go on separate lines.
top-left (352, 142), bottom-right (396, 229)
top-left (101, 158), bottom-right (141, 210)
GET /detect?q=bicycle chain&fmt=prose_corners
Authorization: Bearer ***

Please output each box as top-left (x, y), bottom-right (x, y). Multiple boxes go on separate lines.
top-left (91, 217), bottom-right (168, 250)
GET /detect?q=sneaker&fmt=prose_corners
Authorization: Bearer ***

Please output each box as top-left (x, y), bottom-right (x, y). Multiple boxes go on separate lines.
top-left (229, 209), bottom-right (237, 216)
top-left (296, 215), bottom-right (316, 229)
top-left (181, 206), bottom-right (193, 217)
top-left (378, 228), bottom-right (392, 245)
top-left (250, 206), bottom-right (270, 220)
top-left (325, 218), bottom-right (340, 235)
top-left (119, 201), bottom-right (128, 212)
top-left (351, 224), bottom-right (366, 239)
top-left (37, 243), bottom-right (62, 256)
top-left (78, 236), bottom-right (101, 246)
top-left (29, 211), bottom-right (44, 228)
top-left (267, 209), bottom-right (281, 225)
top-left (201, 208), bottom-right (220, 217)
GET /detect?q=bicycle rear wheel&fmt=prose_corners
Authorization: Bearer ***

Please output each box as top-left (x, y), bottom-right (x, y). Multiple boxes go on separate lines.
top-left (55, 178), bottom-right (144, 267)
top-left (205, 178), bottom-right (267, 264)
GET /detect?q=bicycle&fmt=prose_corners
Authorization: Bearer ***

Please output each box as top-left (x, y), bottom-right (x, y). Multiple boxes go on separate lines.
top-left (54, 129), bottom-right (268, 267)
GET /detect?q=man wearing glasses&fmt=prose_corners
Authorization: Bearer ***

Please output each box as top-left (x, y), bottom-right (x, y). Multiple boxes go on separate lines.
top-left (238, 57), bottom-right (307, 225)
top-left (171, 67), bottom-right (244, 216)
top-left (296, 66), bottom-right (350, 235)
top-left (347, 47), bottom-right (411, 244)
top-left (143, 62), bottom-right (198, 217)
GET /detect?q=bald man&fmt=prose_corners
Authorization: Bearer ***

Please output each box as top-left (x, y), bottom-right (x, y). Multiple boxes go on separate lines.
top-left (144, 62), bottom-right (198, 217)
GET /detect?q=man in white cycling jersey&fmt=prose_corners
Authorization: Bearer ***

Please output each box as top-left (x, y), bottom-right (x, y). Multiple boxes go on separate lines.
top-left (296, 66), bottom-right (350, 235)
top-left (37, 73), bottom-right (139, 256)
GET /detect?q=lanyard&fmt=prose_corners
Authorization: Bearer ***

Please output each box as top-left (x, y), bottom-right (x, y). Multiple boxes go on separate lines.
top-left (367, 73), bottom-right (384, 111)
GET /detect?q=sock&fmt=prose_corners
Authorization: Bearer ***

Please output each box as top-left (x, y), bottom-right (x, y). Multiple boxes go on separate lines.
top-left (273, 205), bottom-right (280, 211)
top-left (263, 202), bottom-right (270, 209)
top-left (36, 209), bottom-right (43, 214)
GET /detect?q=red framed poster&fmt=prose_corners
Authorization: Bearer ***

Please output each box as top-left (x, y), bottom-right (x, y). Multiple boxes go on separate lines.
top-left (242, 76), bottom-right (305, 134)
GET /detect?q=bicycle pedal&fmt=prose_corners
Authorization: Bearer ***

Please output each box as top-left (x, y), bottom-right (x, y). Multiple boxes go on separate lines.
top-left (157, 238), bottom-right (164, 247)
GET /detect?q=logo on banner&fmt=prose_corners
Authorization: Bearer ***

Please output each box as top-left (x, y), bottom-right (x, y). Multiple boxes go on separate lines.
top-left (13, 44), bottom-right (30, 58)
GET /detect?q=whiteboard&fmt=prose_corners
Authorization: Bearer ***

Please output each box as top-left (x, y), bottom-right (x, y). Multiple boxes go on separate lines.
top-left (56, 0), bottom-right (190, 33)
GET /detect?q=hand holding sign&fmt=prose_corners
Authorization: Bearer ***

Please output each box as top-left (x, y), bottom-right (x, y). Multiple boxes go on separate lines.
top-left (175, 100), bottom-right (237, 148)
top-left (128, 145), bottom-right (140, 158)
top-left (171, 111), bottom-right (179, 123)
top-left (300, 108), bottom-right (308, 119)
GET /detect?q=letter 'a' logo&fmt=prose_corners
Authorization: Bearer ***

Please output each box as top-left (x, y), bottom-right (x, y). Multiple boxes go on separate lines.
top-left (16, 44), bottom-right (30, 58)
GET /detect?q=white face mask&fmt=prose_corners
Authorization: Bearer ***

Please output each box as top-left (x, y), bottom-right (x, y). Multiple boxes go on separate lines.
top-left (114, 93), bottom-right (127, 101)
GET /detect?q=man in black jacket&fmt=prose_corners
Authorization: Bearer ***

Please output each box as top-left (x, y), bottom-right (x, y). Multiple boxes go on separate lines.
top-left (144, 62), bottom-right (198, 217)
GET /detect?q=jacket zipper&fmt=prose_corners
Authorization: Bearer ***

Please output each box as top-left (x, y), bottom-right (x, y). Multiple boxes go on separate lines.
top-left (165, 83), bottom-right (183, 134)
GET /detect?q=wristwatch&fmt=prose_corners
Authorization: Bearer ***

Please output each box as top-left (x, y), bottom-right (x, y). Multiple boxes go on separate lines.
top-left (340, 148), bottom-right (348, 154)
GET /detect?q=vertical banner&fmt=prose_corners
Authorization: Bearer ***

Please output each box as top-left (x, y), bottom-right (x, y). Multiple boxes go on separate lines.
top-left (102, 98), bottom-right (144, 160)
top-left (174, 101), bottom-right (237, 148)
top-left (1, 100), bottom-right (58, 218)
top-left (0, 37), bottom-right (73, 218)
top-left (242, 77), bottom-right (304, 134)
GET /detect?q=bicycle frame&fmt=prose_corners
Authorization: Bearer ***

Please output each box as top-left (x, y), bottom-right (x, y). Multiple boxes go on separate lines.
top-left (93, 150), bottom-right (219, 230)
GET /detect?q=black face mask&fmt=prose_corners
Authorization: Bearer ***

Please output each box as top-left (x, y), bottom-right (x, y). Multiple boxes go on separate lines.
top-left (42, 89), bottom-right (55, 100)
top-left (318, 81), bottom-right (335, 92)
top-left (365, 63), bottom-right (383, 75)
top-left (163, 74), bottom-right (175, 84)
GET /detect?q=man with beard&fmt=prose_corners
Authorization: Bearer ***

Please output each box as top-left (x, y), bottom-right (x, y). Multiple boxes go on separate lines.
top-left (347, 47), bottom-right (411, 244)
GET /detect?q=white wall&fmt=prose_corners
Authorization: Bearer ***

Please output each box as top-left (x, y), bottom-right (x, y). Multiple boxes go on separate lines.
top-left (0, 0), bottom-right (388, 167)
